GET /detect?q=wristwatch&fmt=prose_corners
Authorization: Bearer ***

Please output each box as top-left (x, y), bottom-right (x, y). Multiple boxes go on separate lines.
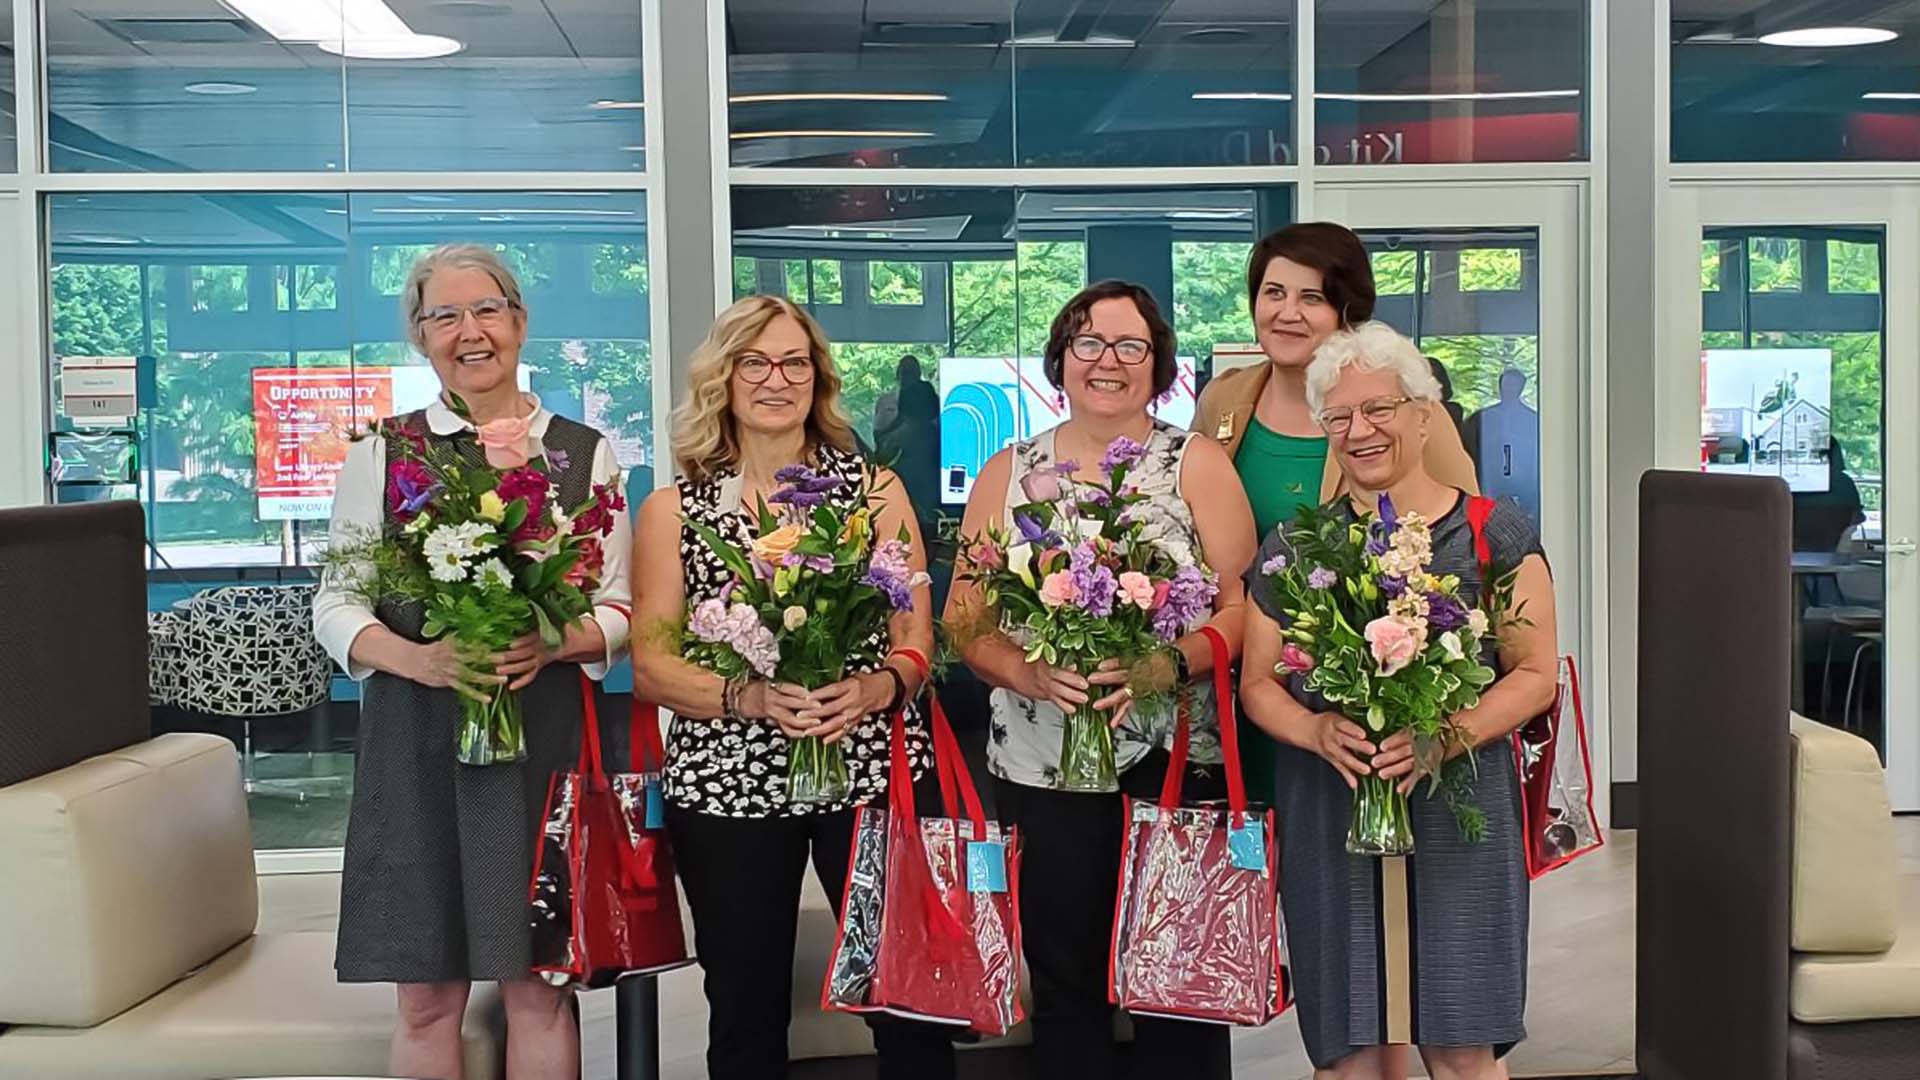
top-left (1170, 647), bottom-right (1192, 688)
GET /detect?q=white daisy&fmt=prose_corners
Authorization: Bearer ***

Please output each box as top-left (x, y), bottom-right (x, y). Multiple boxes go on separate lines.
top-left (475, 558), bottom-right (514, 592)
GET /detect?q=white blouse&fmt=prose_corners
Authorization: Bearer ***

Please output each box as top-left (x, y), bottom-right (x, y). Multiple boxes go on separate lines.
top-left (311, 393), bottom-right (633, 681)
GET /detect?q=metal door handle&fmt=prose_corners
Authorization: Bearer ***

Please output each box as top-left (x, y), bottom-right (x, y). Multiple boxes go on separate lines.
top-left (1887, 538), bottom-right (1916, 557)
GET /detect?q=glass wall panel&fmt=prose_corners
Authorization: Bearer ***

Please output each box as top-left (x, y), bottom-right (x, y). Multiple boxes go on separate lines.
top-left (1, 5), bottom-right (15, 170)
top-left (345, 1), bottom-right (645, 172)
top-left (1698, 227), bottom-right (1886, 748)
top-left (43, 1), bottom-right (645, 173)
top-left (48, 191), bottom-right (653, 572)
top-left (1317, 1), bottom-right (1588, 164)
top-left (1361, 229), bottom-right (1543, 524)
top-left (1674, 3), bottom-right (1920, 162)
top-left (723, 1), bottom-right (1294, 168)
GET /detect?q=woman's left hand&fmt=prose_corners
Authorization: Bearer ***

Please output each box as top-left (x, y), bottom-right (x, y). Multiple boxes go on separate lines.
top-left (1370, 730), bottom-right (1457, 795)
top-left (800, 671), bottom-right (893, 744)
top-left (1089, 659), bottom-right (1139, 729)
top-left (495, 621), bottom-right (608, 691)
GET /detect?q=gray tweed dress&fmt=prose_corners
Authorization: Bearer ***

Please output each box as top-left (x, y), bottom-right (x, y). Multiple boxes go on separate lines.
top-left (1245, 494), bottom-right (1545, 1068)
top-left (334, 411), bottom-right (601, 984)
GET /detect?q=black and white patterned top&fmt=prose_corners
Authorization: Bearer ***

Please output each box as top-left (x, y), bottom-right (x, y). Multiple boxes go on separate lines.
top-left (988, 419), bottom-right (1222, 788)
top-left (663, 442), bottom-right (932, 818)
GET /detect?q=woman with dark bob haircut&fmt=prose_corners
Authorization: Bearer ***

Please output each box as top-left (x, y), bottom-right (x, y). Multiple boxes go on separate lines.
top-left (946, 280), bottom-right (1255, 1078)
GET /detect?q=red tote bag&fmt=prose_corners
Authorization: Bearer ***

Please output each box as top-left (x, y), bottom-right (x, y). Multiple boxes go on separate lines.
top-left (1109, 626), bottom-right (1290, 1026)
top-left (529, 673), bottom-right (693, 988)
top-left (1464, 497), bottom-right (1605, 880)
top-left (823, 653), bottom-right (1025, 1036)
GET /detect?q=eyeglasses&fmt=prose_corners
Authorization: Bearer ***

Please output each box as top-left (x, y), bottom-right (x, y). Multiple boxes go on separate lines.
top-left (736, 353), bottom-right (815, 385)
top-left (1318, 396), bottom-right (1414, 435)
top-left (1068, 334), bottom-right (1152, 366)
top-left (418, 296), bottom-right (518, 333)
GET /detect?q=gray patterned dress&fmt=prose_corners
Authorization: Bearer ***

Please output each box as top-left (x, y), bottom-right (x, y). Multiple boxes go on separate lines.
top-left (988, 420), bottom-right (1221, 787)
top-left (334, 411), bottom-right (601, 984)
top-left (1245, 494), bottom-right (1544, 1067)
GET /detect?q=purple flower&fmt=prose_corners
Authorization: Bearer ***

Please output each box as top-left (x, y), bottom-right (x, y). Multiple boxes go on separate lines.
top-left (773, 465), bottom-right (847, 495)
top-left (1380, 574), bottom-right (1407, 598)
top-left (544, 447), bottom-right (572, 474)
top-left (1260, 553), bottom-right (1289, 576)
top-left (1152, 565), bottom-right (1216, 641)
top-left (1051, 459), bottom-right (1080, 475)
top-left (861, 539), bottom-right (923, 611)
top-left (1307, 566), bottom-right (1339, 591)
top-left (1377, 493), bottom-right (1399, 533)
top-left (1427, 594), bottom-right (1469, 632)
top-left (1014, 511), bottom-right (1057, 546)
top-left (1069, 543), bottom-right (1118, 618)
top-left (687, 598), bottom-right (780, 679)
top-left (1099, 436), bottom-right (1149, 474)
top-left (782, 552), bottom-right (836, 574)
top-left (768, 488), bottom-right (828, 510)
top-left (1082, 487), bottom-right (1113, 508)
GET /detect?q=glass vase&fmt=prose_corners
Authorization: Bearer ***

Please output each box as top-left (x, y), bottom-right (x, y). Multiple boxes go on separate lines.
top-left (788, 733), bottom-right (851, 805)
top-left (1346, 773), bottom-right (1415, 856)
top-left (457, 684), bottom-right (526, 767)
top-left (1058, 701), bottom-right (1119, 792)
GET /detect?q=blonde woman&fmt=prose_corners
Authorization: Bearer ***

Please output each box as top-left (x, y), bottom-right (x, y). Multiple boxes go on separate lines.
top-left (630, 296), bottom-right (953, 1080)
top-left (314, 244), bottom-right (632, 1080)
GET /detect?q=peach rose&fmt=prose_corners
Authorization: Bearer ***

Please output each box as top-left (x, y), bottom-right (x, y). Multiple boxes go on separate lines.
top-left (1365, 616), bottom-right (1422, 678)
top-left (750, 523), bottom-right (808, 564)
top-left (1117, 571), bottom-right (1156, 610)
top-left (1038, 570), bottom-right (1078, 608)
top-left (476, 414), bottom-right (533, 469)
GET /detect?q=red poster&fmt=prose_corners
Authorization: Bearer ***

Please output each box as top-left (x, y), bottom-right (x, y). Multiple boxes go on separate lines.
top-left (253, 367), bottom-right (395, 521)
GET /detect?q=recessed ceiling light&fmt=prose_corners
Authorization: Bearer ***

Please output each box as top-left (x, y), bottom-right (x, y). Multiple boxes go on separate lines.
top-left (185, 81), bottom-right (258, 96)
top-left (1864, 92), bottom-right (1920, 100)
top-left (731, 129), bottom-right (934, 141)
top-left (1759, 26), bottom-right (1898, 47)
top-left (591, 100), bottom-right (646, 110)
top-left (1192, 91), bottom-right (1293, 102)
top-left (729, 92), bottom-right (949, 104)
top-left (317, 33), bottom-right (464, 59)
top-left (619, 145), bottom-right (646, 152)
top-left (1182, 27), bottom-right (1252, 42)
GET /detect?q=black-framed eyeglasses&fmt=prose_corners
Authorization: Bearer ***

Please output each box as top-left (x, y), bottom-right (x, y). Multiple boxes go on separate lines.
top-left (736, 353), bottom-right (815, 385)
top-left (1068, 334), bottom-right (1152, 366)
top-left (1318, 396), bottom-right (1414, 435)
top-left (418, 296), bottom-right (519, 333)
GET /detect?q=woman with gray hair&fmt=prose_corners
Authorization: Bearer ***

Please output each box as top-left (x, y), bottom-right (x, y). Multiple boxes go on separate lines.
top-left (1240, 321), bottom-right (1559, 1080)
top-left (313, 243), bottom-right (632, 1080)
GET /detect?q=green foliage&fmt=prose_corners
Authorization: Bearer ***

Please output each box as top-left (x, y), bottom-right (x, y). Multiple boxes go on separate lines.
top-left (869, 261), bottom-right (924, 306)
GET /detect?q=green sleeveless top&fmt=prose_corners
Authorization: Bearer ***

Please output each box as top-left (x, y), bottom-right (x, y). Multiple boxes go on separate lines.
top-left (1234, 417), bottom-right (1328, 540)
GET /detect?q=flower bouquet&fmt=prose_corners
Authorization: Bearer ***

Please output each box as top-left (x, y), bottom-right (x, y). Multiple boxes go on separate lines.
top-left (680, 465), bottom-right (926, 805)
top-left (956, 437), bottom-right (1216, 792)
top-left (323, 400), bottom-right (624, 766)
top-left (1259, 496), bottom-right (1521, 854)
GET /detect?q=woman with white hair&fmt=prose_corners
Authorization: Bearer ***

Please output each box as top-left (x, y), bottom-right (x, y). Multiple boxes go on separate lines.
top-left (1240, 322), bottom-right (1559, 1080)
top-left (314, 243), bottom-right (633, 1080)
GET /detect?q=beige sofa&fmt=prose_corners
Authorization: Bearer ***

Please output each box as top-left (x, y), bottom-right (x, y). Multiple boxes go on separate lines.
top-left (0, 732), bottom-right (505, 1079)
top-left (1784, 714), bottom-right (1920, 1072)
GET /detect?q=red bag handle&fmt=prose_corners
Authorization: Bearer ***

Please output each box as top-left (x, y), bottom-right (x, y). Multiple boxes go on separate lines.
top-left (1466, 495), bottom-right (1496, 567)
top-left (887, 648), bottom-right (989, 842)
top-left (577, 670), bottom-right (608, 779)
top-left (1157, 625), bottom-right (1244, 824)
top-left (629, 698), bottom-right (667, 774)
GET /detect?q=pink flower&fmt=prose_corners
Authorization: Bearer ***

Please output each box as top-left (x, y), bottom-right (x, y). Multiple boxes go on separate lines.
top-left (1117, 571), bottom-right (1156, 610)
top-left (1365, 616), bottom-right (1421, 678)
top-left (1038, 570), bottom-right (1078, 608)
top-left (1280, 643), bottom-right (1316, 674)
top-left (1020, 468), bottom-right (1063, 503)
top-left (1150, 580), bottom-right (1171, 610)
top-left (476, 414), bottom-right (533, 469)
top-left (564, 541), bottom-right (605, 590)
top-left (968, 539), bottom-right (1005, 572)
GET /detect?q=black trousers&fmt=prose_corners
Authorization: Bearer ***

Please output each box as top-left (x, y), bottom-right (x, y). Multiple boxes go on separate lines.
top-left (667, 778), bottom-right (958, 1080)
top-left (995, 749), bottom-right (1235, 1080)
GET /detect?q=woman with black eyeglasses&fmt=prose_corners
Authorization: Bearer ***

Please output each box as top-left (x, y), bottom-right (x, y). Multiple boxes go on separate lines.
top-left (630, 295), bottom-right (953, 1079)
top-left (946, 280), bottom-right (1255, 1078)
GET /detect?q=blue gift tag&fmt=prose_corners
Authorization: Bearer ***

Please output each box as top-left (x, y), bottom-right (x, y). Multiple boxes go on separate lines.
top-left (967, 840), bottom-right (1008, 894)
top-left (644, 779), bottom-right (665, 830)
top-left (1228, 818), bottom-right (1267, 873)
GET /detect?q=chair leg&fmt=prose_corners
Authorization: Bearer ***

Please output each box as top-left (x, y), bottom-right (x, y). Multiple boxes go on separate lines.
top-left (1821, 629), bottom-right (1839, 722)
top-left (1845, 642), bottom-right (1875, 733)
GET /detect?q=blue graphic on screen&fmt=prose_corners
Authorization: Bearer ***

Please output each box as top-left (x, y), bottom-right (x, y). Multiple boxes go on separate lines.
top-left (937, 357), bottom-right (1196, 504)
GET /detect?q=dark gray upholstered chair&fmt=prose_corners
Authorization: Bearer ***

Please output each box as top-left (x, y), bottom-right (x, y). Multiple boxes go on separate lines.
top-left (1638, 471), bottom-right (1920, 1080)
